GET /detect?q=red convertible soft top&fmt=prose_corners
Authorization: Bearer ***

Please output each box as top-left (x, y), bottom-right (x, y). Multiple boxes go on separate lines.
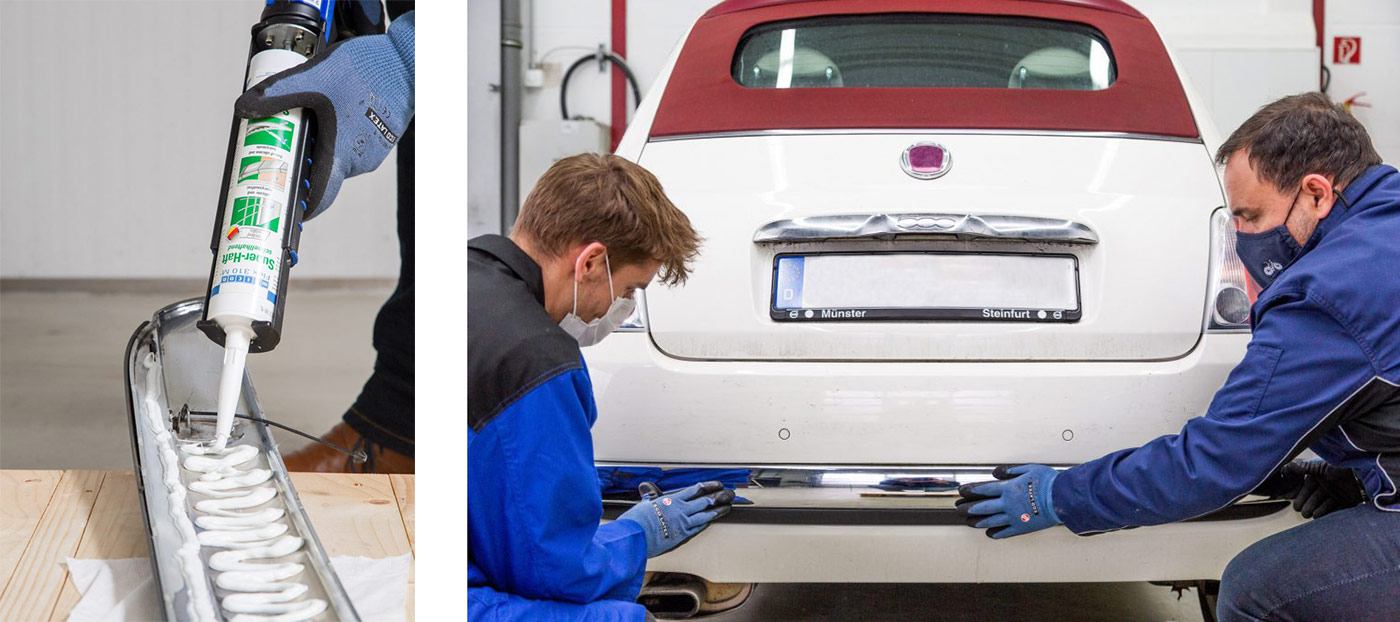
top-left (649, 0), bottom-right (1199, 139)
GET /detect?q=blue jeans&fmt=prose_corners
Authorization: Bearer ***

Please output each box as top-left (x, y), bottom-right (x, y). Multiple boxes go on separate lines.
top-left (1218, 504), bottom-right (1400, 621)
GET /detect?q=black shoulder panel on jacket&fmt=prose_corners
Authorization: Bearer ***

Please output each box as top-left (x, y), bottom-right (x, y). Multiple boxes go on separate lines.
top-left (468, 235), bottom-right (582, 431)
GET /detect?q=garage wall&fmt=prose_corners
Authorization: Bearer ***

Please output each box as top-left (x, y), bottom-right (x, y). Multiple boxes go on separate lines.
top-left (0, 1), bottom-right (400, 279)
top-left (468, 0), bottom-right (714, 236)
top-left (1131, 0), bottom-right (1321, 144)
top-left (467, 0), bottom-right (1400, 236)
top-left (1324, 0), bottom-right (1400, 165)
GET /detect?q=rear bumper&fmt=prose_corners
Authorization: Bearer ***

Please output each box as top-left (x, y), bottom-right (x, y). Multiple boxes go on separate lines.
top-left (598, 464), bottom-right (1298, 582)
top-left (586, 331), bottom-right (1283, 581)
top-left (586, 331), bottom-right (1252, 465)
top-left (599, 465), bottom-right (1286, 526)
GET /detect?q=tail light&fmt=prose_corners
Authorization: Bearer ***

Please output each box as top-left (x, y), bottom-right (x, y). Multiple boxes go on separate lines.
top-left (1207, 208), bottom-right (1255, 331)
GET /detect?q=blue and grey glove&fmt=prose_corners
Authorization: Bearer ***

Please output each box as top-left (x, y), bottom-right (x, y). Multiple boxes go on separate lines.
top-left (617, 481), bottom-right (734, 558)
top-left (955, 464), bottom-right (1062, 539)
top-left (235, 10), bottom-right (415, 219)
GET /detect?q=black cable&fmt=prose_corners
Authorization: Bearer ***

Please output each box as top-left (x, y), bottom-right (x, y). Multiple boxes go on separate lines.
top-left (560, 51), bottom-right (642, 121)
top-left (183, 408), bottom-right (367, 464)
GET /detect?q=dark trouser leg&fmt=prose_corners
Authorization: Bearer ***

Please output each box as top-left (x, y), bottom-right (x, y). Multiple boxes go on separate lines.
top-left (1217, 503), bottom-right (1400, 621)
top-left (344, 120), bottom-right (415, 458)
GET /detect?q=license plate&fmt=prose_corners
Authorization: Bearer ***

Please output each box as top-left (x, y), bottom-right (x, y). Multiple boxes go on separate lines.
top-left (771, 252), bottom-right (1081, 322)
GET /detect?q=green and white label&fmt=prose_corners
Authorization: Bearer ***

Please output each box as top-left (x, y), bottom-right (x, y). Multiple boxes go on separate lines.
top-left (244, 116), bottom-right (295, 150)
top-left (231, 197), bottom-right (281, 232)
top-left (209, 48), bottom-right (308, 325)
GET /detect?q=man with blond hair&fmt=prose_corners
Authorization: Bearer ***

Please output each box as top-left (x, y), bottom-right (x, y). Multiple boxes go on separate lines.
top-left (468, 154), bottom-right (734, 620)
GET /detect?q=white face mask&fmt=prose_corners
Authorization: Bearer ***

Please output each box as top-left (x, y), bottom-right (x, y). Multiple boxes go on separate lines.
top-left (559, 254), bottom-right (636, 347)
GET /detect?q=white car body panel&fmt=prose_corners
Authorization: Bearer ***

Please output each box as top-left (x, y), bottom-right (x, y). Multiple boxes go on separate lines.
top-left (617, 510), bottom-right (1303, 583)
top-left (589, 332), bottom-right (1244, 466)
top-left (636, 133), bottom-right (1220, 361)
top-left (589, 5), bottom-right (1282, 583)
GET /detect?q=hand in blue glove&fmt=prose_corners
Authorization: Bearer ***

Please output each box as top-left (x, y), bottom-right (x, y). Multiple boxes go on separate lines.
top-left (235, 11), bottom-right (415, 219)
top-left (955, 464), bottom-right (1062, 539)
top-left (617, 481), bottom-right (735, 558)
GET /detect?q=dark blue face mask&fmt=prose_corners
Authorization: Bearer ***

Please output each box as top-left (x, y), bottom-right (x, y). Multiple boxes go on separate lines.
top-left (1234, 187), bottom-right (1347, 289)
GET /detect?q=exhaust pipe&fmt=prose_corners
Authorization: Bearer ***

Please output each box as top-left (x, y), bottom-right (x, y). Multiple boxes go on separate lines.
top-left (638, 574), bottom-right (705, 619)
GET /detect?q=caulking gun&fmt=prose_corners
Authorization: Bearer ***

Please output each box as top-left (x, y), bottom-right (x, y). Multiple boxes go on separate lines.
top-left (196, 0), bottom-right (334, 451)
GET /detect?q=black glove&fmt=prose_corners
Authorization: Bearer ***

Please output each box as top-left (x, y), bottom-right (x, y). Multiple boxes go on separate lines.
top-left (1280, 460), bottom-right (1366, 519)
top-left (1250, 462), bottom-right (1307, 498)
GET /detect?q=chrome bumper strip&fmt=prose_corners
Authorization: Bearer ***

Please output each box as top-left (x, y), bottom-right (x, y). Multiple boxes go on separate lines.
top-left (597, 464), bottom-right (1288, 525)
top-left (126, 299), bottom-right (359, 621)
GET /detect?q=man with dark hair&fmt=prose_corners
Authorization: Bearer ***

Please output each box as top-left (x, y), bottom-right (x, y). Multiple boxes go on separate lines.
top-left (957, 92), bottom-right (1400, 620)
top-left (468, 154), bottom-right (733, 620)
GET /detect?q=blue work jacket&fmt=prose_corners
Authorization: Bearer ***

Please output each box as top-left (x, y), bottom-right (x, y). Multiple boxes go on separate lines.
top-left (467, 235), bottom-right (648, 621)
top-left (1054, 164), bottom-right (1400, 534)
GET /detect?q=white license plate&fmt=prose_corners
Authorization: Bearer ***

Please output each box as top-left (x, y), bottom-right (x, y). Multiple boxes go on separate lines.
top-left (771, 252), bottom-right (1081, 322)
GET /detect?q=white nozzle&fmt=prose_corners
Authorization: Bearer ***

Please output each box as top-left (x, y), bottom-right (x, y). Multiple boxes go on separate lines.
top-left (212, 324), bottom-right (255, 451)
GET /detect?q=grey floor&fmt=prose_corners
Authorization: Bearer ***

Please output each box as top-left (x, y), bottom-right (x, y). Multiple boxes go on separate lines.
top-left (0, 286), bottom-right (1206, 620)
top-left (712, 582), bottom-right (1206, 621)
top-left (1, 286), bottom-right (388, 470)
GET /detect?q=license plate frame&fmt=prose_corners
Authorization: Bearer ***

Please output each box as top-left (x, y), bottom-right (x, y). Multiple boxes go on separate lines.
top-left (769, 251), bottom-right (1082, 323)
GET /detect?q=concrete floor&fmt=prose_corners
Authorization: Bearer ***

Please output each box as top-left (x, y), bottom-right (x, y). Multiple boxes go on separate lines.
top-left (0, 285), bottom-right (389, 470)
top-left (714, 582), bottom-right (1206, 621)
top-left (0, 285), bottom-right (1208, 620)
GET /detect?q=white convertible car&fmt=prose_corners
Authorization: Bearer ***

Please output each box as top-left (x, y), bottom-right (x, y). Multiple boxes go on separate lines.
top-left (589, 0), bottom-right (1300, 608)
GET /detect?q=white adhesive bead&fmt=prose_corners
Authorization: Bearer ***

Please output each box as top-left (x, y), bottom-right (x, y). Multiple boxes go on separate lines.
top-left (217, 566), bottom-right (306, 591)
top-left (142, 355), bottom-right (219, 619)
top-left (221, 583), bottom-right (308, 605)
top-left (172, 406), bottom-right (322, 618)
top-left (198, 523), bottom-right (287, 548)
top-left (195, 486), bottom-right (278, 515)
top-left (182, 444), bottom-right (260, 473)
top-left (208, 536), bottom-right (305, 572)
top-left (196, 508), bottom-right (287, 530)
top-left (228, 599), bottom-right (327, 622)
top-left (190, 469), bottom-right (272, 496)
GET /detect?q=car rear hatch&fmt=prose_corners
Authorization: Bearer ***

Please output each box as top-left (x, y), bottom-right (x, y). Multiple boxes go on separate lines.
top-left (636, 132), bottom-right (1223, 361)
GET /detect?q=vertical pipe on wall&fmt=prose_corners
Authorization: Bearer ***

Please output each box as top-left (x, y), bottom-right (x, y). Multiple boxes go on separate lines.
top-left (500, 0), bottom-right (523, 232)
top-left (1313, 0), bottom-right (1326, 91)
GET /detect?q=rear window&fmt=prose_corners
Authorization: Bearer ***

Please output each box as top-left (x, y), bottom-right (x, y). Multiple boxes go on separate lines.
top-left (733, 15), bottom-right (1115, 90)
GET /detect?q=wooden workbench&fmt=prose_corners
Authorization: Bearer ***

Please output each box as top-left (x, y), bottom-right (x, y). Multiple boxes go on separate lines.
top-left (0, 470), bottom-right (415, 621)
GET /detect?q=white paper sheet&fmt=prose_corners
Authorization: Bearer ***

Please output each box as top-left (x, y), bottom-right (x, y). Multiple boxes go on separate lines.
top-left (65, 555), bottom-right (412, 622)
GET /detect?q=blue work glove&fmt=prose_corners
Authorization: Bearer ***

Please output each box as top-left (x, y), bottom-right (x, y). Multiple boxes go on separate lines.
top-left (955, 464), bottom-right (1062, 539)
top-left (617, 481), bottom-right (735, 558)
top-left (235, 10), bottom-right (415, 219)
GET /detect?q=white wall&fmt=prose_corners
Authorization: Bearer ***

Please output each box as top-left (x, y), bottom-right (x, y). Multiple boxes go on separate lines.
top-left (468, 0), bottom-right (503, 236)
top-left (0, 1), bottom-right (400, 279)
top-left (1325, 0), bottom-right (1400, 165)
top-left (468, 0), bottom-right (715, 236)
top-left (1131, 0), bottom-right (1320, 143)
top-left (470, 0), bottom-right (1398, 235)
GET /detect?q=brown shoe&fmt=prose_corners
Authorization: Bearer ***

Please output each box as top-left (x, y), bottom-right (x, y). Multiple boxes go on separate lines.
top-left (279, 421), bottom-right (415, 474)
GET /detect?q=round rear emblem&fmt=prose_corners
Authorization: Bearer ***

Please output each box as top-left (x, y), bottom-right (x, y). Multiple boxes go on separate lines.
top-left (901, 142), bottom-right (952, 180)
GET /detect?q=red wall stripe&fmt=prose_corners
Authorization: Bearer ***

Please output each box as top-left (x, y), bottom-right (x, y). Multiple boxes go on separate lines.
top-left (610, 0), bottom-right (627, 151)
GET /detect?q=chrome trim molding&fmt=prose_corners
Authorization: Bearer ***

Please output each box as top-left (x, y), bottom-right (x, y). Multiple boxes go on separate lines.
top-left (648, 128), bottom-right (1204, 144)
top-left (596, 463), bottom-right (1287, 525)
top-left (753, 213), bottom-right (1100, 245)
top-left (126, 299), bottom-right (360, 621)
